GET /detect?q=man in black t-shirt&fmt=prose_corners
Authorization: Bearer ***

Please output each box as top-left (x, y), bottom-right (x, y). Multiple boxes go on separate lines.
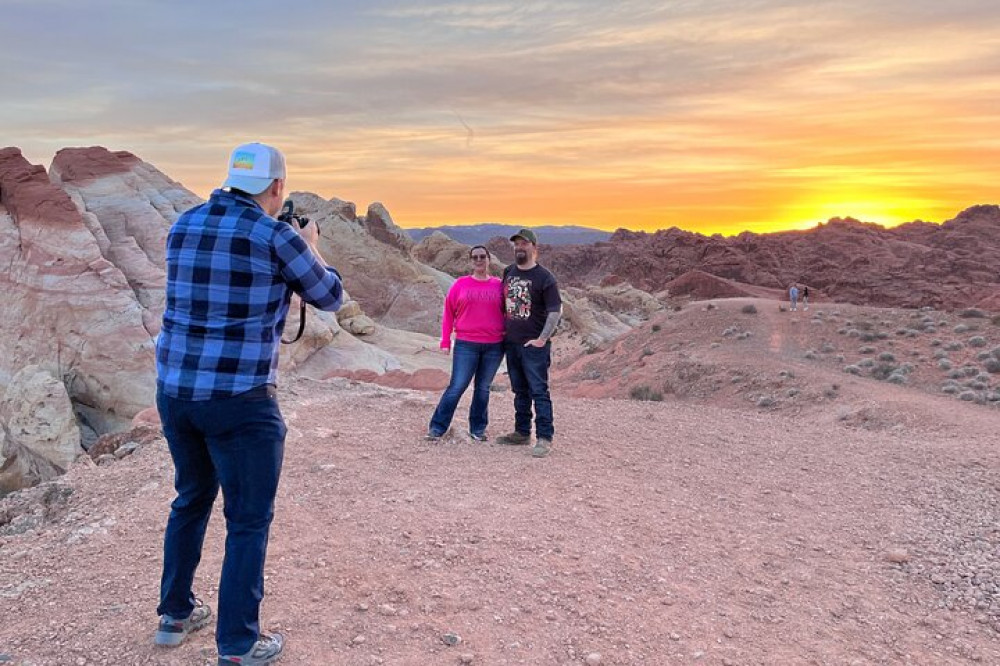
top-left (496, 228), bottom-right (562, 458)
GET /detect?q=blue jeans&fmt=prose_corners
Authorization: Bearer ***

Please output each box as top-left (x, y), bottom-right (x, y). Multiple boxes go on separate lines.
top-left (505, 340), bottom-right (554, 440)
top-left (429, 340), bottom-right (505, 436)
top-left (156, 384), bottom-right (286, 656)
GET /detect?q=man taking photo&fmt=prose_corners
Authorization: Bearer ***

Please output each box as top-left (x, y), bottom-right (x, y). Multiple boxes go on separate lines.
top-left (153, 142), bottom-right (343, 665)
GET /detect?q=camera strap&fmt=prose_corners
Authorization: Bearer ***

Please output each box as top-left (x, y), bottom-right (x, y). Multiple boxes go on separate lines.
top-left (281, 301), bottom-right (307, 344)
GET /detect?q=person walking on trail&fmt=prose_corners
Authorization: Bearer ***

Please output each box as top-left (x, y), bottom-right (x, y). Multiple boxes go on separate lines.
top-left (789, 284), bottom-right (799, 311)
top-left (496, 228), bottom-right (562, 458)
top-left (802, 285), bottom-right (810, 311)
top-left (154, 143), bottom-right (343, 665)
top-left (427, 245), bottom-right (506, 442)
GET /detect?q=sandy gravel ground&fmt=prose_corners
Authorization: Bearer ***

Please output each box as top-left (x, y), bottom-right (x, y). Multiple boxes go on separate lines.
top-left (3, 303), bottom-right (1000, 665)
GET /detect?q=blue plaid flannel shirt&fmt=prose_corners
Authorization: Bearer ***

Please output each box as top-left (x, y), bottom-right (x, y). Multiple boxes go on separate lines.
top-left (156, 189), bottom-right (343, 400)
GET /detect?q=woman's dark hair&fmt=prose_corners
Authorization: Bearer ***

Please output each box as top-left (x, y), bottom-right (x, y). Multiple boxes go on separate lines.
top-left (469, 245), bottom-right (491, 259)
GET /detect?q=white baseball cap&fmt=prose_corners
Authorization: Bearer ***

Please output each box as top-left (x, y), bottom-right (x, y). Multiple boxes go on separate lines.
top-left (222, 142), bottom-right (286, 194)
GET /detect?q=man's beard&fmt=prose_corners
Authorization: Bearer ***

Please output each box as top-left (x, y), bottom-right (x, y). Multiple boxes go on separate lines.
top-left (515, 250), bottom-right (529, 265)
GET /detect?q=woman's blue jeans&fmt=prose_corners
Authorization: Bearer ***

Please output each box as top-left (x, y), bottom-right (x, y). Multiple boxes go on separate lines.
top-left (429, 340), bottom-right (505, 436)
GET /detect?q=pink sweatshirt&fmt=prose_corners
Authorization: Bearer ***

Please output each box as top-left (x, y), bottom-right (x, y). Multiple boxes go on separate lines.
top-left (440, 275), bottom-right (505, 349)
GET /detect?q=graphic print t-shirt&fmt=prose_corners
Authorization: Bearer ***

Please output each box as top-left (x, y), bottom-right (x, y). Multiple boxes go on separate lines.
top-left (503, 264), bottom-right (561, 344)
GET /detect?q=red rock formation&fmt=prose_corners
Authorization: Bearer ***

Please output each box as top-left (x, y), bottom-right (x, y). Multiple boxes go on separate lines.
top-left (543, 206), bottom-right (1000, 309)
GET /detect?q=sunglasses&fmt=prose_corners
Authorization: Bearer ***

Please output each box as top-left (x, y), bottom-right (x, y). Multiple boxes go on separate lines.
top-left (471, 254), bottom-right (489, 260)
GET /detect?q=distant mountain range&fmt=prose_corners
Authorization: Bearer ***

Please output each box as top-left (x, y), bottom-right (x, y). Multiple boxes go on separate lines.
top-left (406, 224), bottom-right (612, 246)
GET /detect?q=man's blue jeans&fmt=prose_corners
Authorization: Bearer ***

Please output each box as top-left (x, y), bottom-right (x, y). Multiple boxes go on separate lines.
top-left (429, 340), bottom-right (505, 436)
top-left (505, 340), bottom-right (554, 440)
top-left (156, 385), bottom-right (286, 656)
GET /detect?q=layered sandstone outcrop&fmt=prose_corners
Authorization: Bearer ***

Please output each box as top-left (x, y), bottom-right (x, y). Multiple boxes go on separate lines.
top-left (0, 366), bottom-right (82, 493)
top-left (543, 207), bottom-right (1000, 309)
top-left (0, 147), bottom-right (157, 432)
top-left (290, 192), bottom-right (453, 335)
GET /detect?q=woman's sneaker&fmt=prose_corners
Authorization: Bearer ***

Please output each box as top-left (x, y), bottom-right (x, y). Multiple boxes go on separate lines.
top-left (154, 599), bottom-right (212, 646)
top-left (468, 431), bottom-right (489, 442)
top-left (218, 632), bottom-right (285, 665)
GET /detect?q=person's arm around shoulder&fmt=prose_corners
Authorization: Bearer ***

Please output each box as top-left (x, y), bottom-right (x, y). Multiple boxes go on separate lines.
top-left (274, 220), bottom-right (343, 311)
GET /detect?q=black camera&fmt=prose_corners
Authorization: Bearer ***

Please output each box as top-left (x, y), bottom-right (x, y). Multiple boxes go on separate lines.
top-left (277, 199), bottom-right (310, 229)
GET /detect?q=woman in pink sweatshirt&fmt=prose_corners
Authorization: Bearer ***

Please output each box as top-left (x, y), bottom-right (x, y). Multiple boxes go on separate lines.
top-left (427, 245), bottom-right (505, 441)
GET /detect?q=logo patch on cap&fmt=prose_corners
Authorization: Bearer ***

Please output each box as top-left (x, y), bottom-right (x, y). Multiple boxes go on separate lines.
top-left (232, 152), bottom-right (256, 170)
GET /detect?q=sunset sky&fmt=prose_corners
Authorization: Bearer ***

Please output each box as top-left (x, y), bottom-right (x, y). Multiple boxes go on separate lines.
top-left (2, 1), bottom-right (998, 235)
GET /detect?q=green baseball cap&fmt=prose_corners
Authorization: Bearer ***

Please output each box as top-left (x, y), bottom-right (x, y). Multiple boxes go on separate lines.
top-left (509, 228), bottom-right (537, 244)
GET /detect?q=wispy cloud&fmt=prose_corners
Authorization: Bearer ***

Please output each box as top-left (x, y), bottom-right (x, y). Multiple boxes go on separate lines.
top-left (1, 0), bottom-right (998, 233)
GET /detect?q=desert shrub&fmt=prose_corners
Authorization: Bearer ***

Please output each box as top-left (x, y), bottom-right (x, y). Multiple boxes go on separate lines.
top-left (899, 363), bottom-right (915, 374)
top-left (938, 359), bottom-right (953, 370)
top-left (641, 347), bottom-right (653, 357)
top-left (629, 385), bottom-right (663, 401)
top-left (948, 369), bottom-right (964, 379)
top-left (945, 341), bottom-right (964, 352)
top-left (779, 370), bottom-right (796, 379)
top-left (989, 391), bottom-right (1000, 402)
top-left (887, 372), bottom-right (907, 385)
top-left (859, 346), bottom-right (876, 354)
top-left (858, 358), bottom-right (875, 368)
top-left (786, 388), bottom-right (800, 397)
top-left (837, 328), bottom-right (848, 335)
top-left (706, 303), bottom-right (716, 310)
top-left (942, 384), bottom-right (960, 395)
top-left (876, 332), bottom-right (890, 340)
top-left (895, 328), bottom-right (908, 336)
top-left (673, 305), bottom-right (683, 312)
top-left (959, 391), bottom-right (977, 401)
top-left (736, 332), bottom-right (752, 340)
top-left (843, 365), bottom-right (862, 375)
top-left (741, 304), bottom-right (758, 314)
top-left (859, 332), bottom-right (879, 342)
top-left (651, 324), bottom-right (661, 332)
top-left (804, 351), bottom-right (817, 360)
top-left (756, 396), bottom-right (775, 408)
top-left (878, 352), bottom-right (896, 362)
top-left (992, 314), bottom-right (1000, 326)
top-left (960, 308), bottom-right (986, 318)
top-left (821, 342), bottom-right (836, 353)
top-left (969, 381), bottom-right (989, 391)
top-left (954, 324), bottom-right (971, 334)
top-left (989, 359), bottom-right (1000, 375)
top-left (969, 336), bottom-right (987, 348)
top-left (930, 339), bottom-right (942, 347)
top-left (847, 329), bottom-right (861, 338)
top-left (710, 342), bottom-right (721, 349)
top-left (835, 354), bottom-right (845, 362)
top-left (871, 363), bottom-right (898, 380)
top-left (991, 347), bottom-right (1000, 360)
top-left (856, 321), bottom-right (874, 331)
top-left (977, 351), bottom-right (991, 361)
top-left (963, 365), bottom-right (980, 377)
top-left (722, 326), bottom-right (737, 337)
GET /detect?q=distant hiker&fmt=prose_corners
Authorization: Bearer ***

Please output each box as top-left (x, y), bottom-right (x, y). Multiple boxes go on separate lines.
top-left (496, 228), bottom-right (562, 458)
top-left (789, 284), bottom-right (799, 311)
top-left (154, 143), bottom-right (343, 665)
top-left (427, 245), bottom-right (505, 441)
top-left (802, 285), bottom-right (810, 311)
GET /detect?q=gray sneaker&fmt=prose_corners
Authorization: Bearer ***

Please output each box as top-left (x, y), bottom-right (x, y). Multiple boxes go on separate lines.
top-left (218, 632), bottom-right (285, 665)
top-left (496, 431), bottom-right (530, 446)
top-left (468, 431), bottom-right (489, 442)
top-left (532, 438), bottom-right (552, 458)
top-left (154, 599), bottom-right (212, 647)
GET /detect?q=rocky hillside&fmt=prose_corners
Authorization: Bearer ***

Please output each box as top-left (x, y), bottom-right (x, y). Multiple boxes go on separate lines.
top-left (543, 206), bottom-right (1000, 310)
